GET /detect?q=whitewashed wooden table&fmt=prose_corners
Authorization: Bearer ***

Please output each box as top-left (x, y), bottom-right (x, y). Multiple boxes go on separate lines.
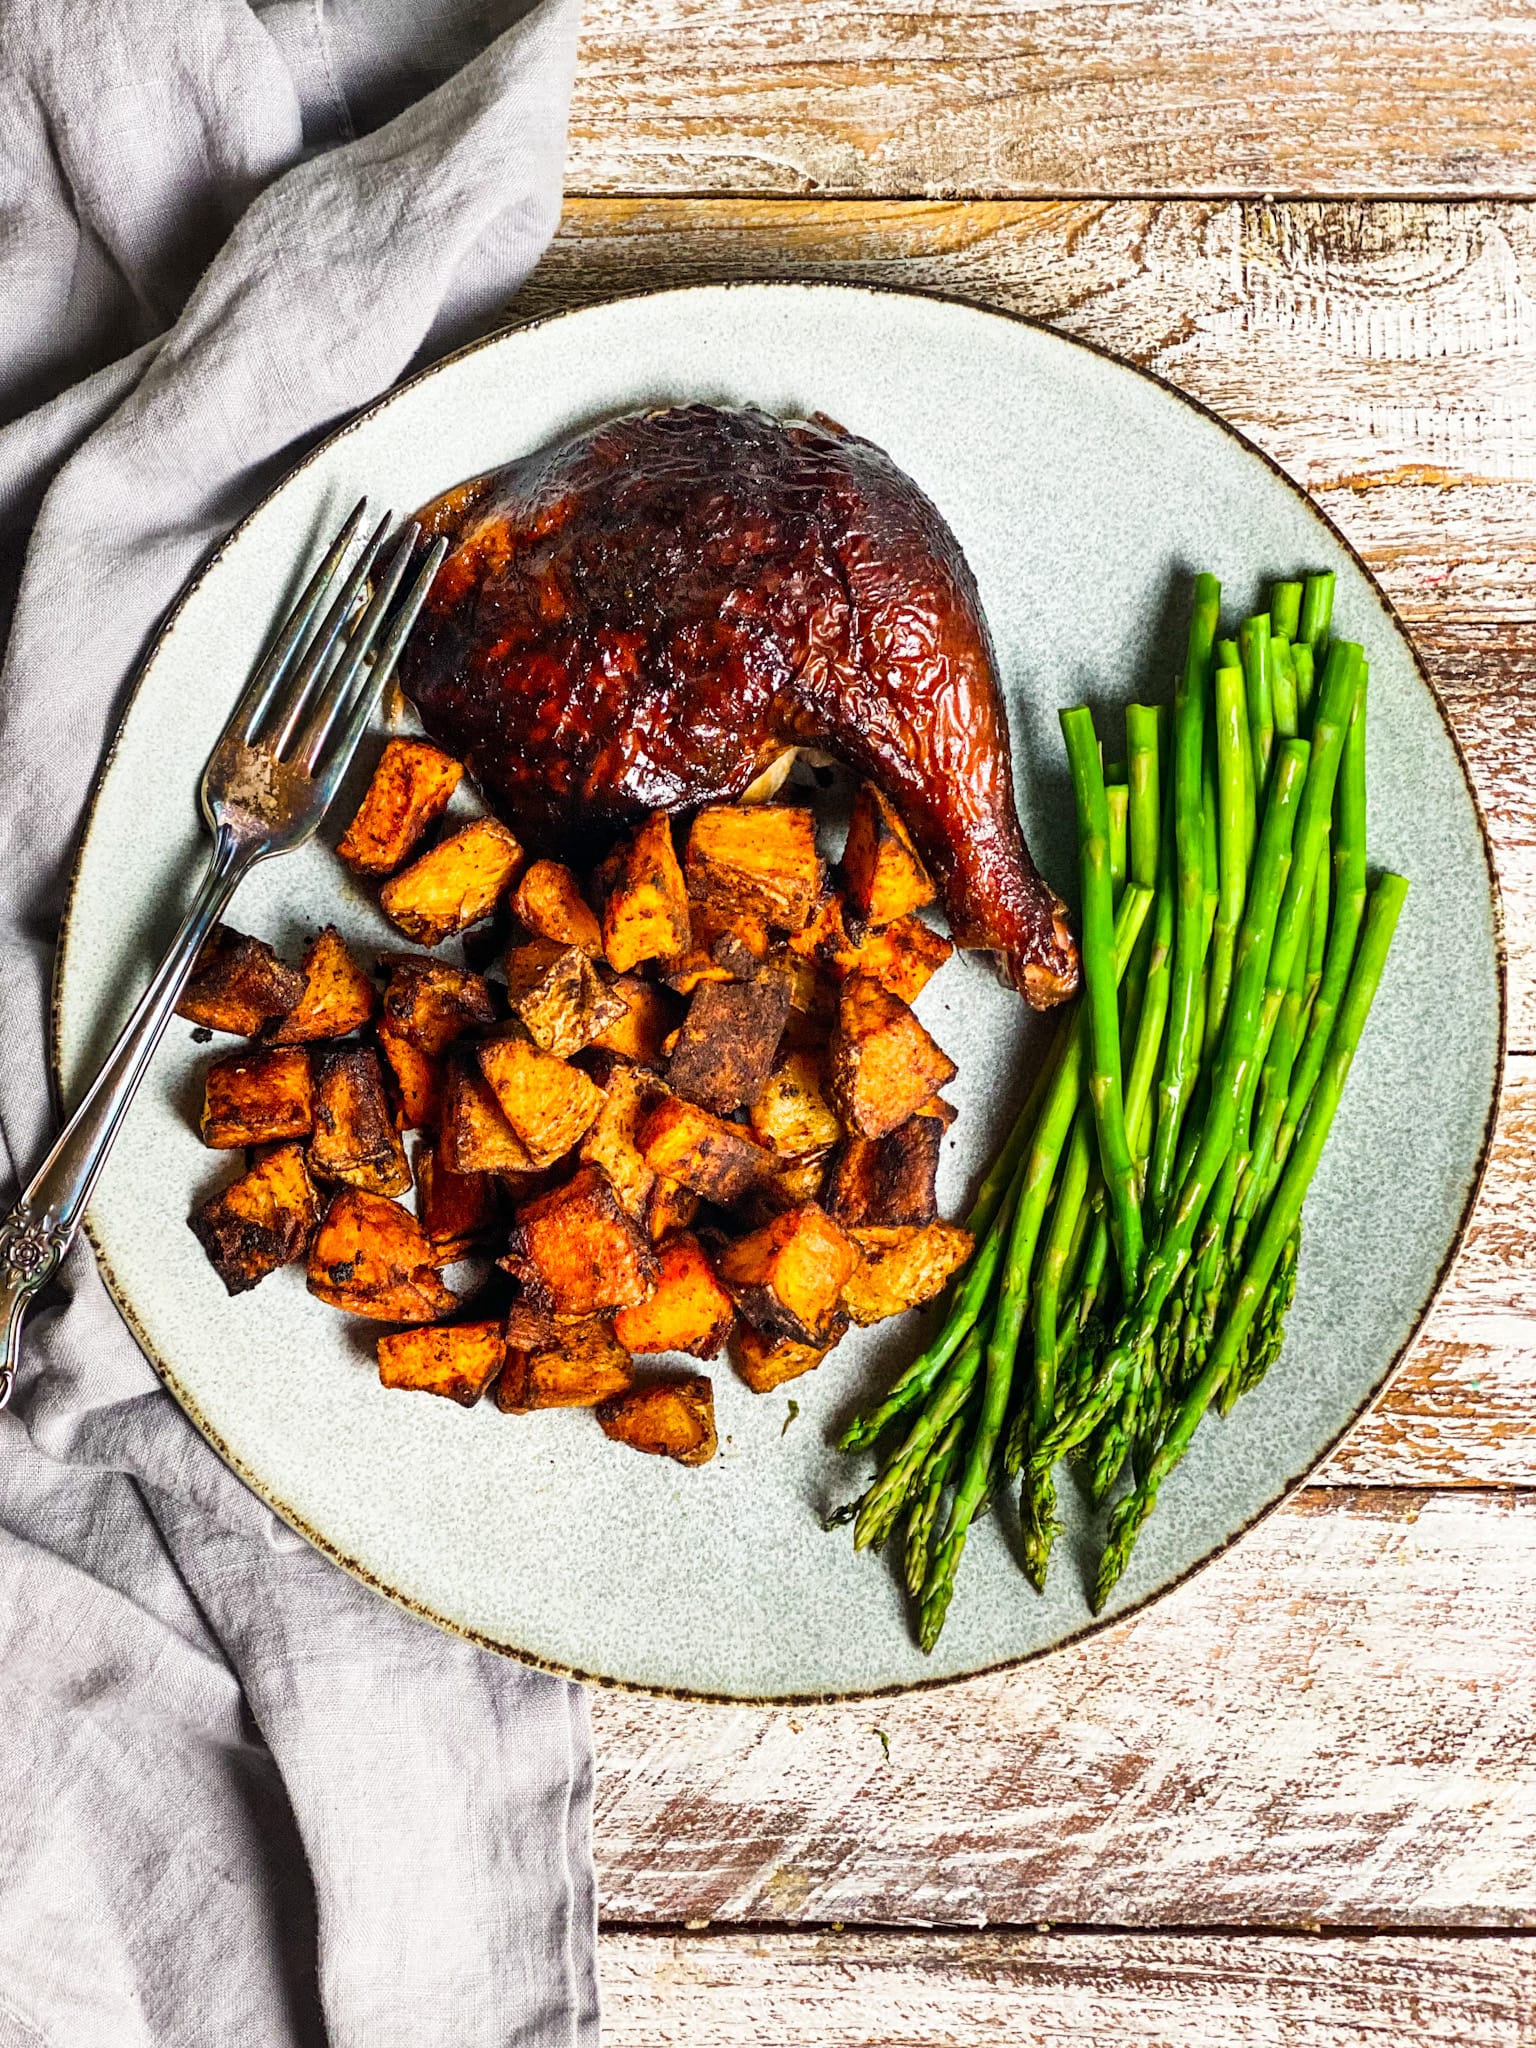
top-left (530, 8), bottom-right (1536, 2038)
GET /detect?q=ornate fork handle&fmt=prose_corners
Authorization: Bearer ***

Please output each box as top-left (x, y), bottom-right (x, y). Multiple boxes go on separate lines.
top-left (0, 826), bottom-right (252, 1411)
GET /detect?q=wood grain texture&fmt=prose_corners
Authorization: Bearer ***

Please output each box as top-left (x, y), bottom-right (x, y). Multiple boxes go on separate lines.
top-left (525, 197), bottom-right (1536, 1486)
top-left (591, 1489), bottom-right (1536, 1927)
top-left (567, 5), bottom-right (1536, 200)
top-left (598, 1927), bottom-right (1536, 2046)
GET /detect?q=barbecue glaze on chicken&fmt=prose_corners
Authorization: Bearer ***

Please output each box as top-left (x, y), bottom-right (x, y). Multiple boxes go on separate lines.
top-left (401, 405), bottom-right (1078, 1006)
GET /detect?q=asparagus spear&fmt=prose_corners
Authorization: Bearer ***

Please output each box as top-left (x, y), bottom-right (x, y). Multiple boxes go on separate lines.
top-left (1107, 782), bottom-right (1129, 904)
top-left (854, 1330), bottom-right (984, 1553)
top-left (1093, 873), bottom-right (1408, 1609)
top-left (1298, 570), bottom-right (1336, 654)
top-left (1239, 612), bottom-right (1273, 785)
top-left (1062, 708), bottom-right (1144, 1295)
top-left (905, 1413), bottom-right (965, 1596)
top-left (1205, 660), bottom-right (1251, 1059)
top-left (1269, 634), bottom-right (1299, 740)
top-left (1270, 578), bottom-right (1303, 642)
top-left (1292, 642), bottom-right (1315, 731)
top-left (1148, 573), bottom-right (1219, 1224)
top-left (1126, 704), bottom-right (1162, 890)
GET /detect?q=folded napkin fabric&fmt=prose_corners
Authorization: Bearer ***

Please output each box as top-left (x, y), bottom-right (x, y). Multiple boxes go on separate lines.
top-left (0, 5), bottom-right (599, 2044)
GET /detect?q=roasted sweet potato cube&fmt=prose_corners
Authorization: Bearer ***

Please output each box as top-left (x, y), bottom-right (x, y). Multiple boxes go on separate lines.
top-left (578, 1062), bottom-right (660, 1221)
top-left (503, 1165), bottom-right (658, 1318)
top-left (266, 926), bottom-right (376, 1043)
top-left (596, 1375), bottom-right (717, 1466)
top-left (733, 1317), bottom-right (845, 1393)
top-left (827, 974), bottom-right (957, 1140)
top-left (613, 1231), bottom-right (735, 1359)
top-left (715, 1203), bottom-right (858, 1346)
top-left (380, 817), bottom-right (523, 945)
top-left (512, 860), bottom-right (602, 952)
top-left (665, 970), bottom-right (791, 1116)
top-left (338, 737), bottom-right (463, 875)
top-left (749, 1050), bottom-right (843, 1156)
top-left (826, 1114), bottom-right (943, 1232)
top-left (189, 1142), bottom-right (319, 1294)
top-left (664, 901), bottom-right (772, 996)
top-left (915, 1093), bottom-right (958, 1127)
top-left (414, 1139), bottom-right (499, 1262)
top-left (309, 1045), bottom-right (410, 1194)
top-left (505, 938), bottom-right (627, 1058)
top-left (685, 804), bottom-right (821, 931)
top-left (835, 913), bottom-right (953, 1003)
top-left (645, 1174), bottom-right (701, 1242)
top-left (637, 1094), bottom-right (772, 1205)
top-left (200, 1045), bottom-right (313, 1149)
top-left (381, 956), bottom-right (497, 1055)
top-left (841, 1221), bottom-right (974, 1326)
top-left (595, 813), bottom-right (689, 972)
top-left (376, 1025), bottom-right (446, 1132)
top-left (307, 1189), bottom-right (458, 1322)
top-left (440, 1052), bottom-right (540, 1174)
top-left (376, 1320), bottom-right (504, 1405)
top-left (787, 884), bottom-right (854, 969)
top-left (590, 974), bottom-right (678, 1064)
top-left (177, 926), bottom-right (304, 1037)
top-left (476, 1030), bottom-right (605, 1169)
top-left (841, 783), bottom-right (937, 928)
top-left (496, 1318), bottom-right (634, 1412)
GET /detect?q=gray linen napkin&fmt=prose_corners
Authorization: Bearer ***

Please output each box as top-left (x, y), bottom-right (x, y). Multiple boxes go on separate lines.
top-left (0, 5), bottom-right (599, 2043)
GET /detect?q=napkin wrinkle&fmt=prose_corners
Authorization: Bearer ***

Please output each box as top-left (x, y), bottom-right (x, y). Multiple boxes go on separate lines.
top-left (0, 4), bottom-right (597, 2043)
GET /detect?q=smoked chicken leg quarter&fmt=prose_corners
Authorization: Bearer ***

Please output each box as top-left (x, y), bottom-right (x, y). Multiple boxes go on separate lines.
top-left (400, 403), bottom-right (1080, 1007)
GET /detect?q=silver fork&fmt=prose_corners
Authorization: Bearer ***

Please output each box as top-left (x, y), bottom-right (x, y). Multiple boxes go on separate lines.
top-left (0, 501), bottom-right (449, 1407)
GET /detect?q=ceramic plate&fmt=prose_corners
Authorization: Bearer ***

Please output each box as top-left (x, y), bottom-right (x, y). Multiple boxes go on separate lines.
top-left (55, 285), bottom-right (1501, 1700)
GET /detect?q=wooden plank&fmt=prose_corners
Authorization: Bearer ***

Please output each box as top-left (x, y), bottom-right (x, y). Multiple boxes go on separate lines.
top-left (598, 1927), bottom-right (1536, 2047)
top-left (525, 198), bottom-right (1536, 1486)
top-left (568, 6), bottom-right (1536, 200)
top-left (591, 1490), bottom-right (1536, 1925)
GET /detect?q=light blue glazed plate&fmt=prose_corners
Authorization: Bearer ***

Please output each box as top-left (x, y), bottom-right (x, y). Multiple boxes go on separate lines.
top-left (55, 285), bottom-right (1502, 1701)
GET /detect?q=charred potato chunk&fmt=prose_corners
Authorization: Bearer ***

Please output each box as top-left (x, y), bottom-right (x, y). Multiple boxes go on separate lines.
top-left (376, 1026), bottom-right (446, 1133)
top-left (309, 1045), bottom-right (410, 1194)
top-left (636, 1094), bottom-right (772, 1205)
top-left (842, 1221), bottom-right (974, 1326)
top-left (666, 970), bottom-right (791, 1116)
top-left (594, 813), bottom-right (690, 973)
top-left (307, 1189), bottom-right (458, 1322)
top-left (589, 974), bottom-right (678, 1064)
top-left (827, 974), bottom-right (957, 1140)
top-left (189, 1142), bottom-right (319, 1294)
top-left (505, 938), bottom-right (627, 1059)
top-left (825, 1114), bottom-right (943, 1232)
top-left (715, 1203), bottom-right (858, 1346)
top-left (177, 926), bottom-right (305, 1037)
top-left (414, 1139), bottom-right (500, 1262)
top-left (841, 782), bottom-right (937, 928)
top-left (685, 804), bottom-right (821, 931)
top-left (596, 1375), bottom-right (717, 1466)
top-left (512, 859), bottom-right (602, 953)
top-left (734, 1149), bottom-right (832, 1229)
top-left (613, 1231), bottom-right (735, 1360)
top-left (578, 1062), bottom-right (660, 1221)
top-left (379, 817), bottom-right (523, 946)
top-left (267, 926), bottom-right (377, 1043)
top-left (200, 1045), bottom-right (313, 1149)
top-left (502, 1165), bottom-right (659, 1319)
top-left (748, 1050), bottom-right (843, 1157)
top-left (733, 1317), bottom-right (846, 1394)
top-left (376, 1320), bottom-right (504, 1405)
top-left (834, 913), bottom-right (953, 1003)
top-left (495, 1318), bottom-right (634, 1412)
top-left (338, 737), bottom-right (463, 875)
top-left (380, 956), bottom-right (497, 1055)
top-left (440, 1052), bottom-right (540, 1174)
top-left (476, 1029), bottom-right (605, 1169)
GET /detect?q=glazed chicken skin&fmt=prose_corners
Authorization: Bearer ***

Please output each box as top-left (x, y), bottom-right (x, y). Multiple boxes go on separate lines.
top-left (401, 404), bottom-right (1078, 1006)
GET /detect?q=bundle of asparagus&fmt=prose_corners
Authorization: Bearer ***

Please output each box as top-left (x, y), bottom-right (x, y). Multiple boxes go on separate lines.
top-left (835, 569), bottom-right (1409, 1649)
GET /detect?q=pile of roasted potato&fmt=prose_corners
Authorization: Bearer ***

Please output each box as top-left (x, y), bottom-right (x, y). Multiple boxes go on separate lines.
top-left (184, 736), bottom-right (974, 1466)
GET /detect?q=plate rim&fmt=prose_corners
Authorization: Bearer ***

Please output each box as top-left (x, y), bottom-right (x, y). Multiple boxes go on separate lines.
top-left (51, 279), bottom-right (1509, 1704)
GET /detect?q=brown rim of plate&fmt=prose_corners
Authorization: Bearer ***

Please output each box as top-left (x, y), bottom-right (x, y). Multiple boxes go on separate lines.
top-left (50, 280), bottom-right (1508, 1706)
